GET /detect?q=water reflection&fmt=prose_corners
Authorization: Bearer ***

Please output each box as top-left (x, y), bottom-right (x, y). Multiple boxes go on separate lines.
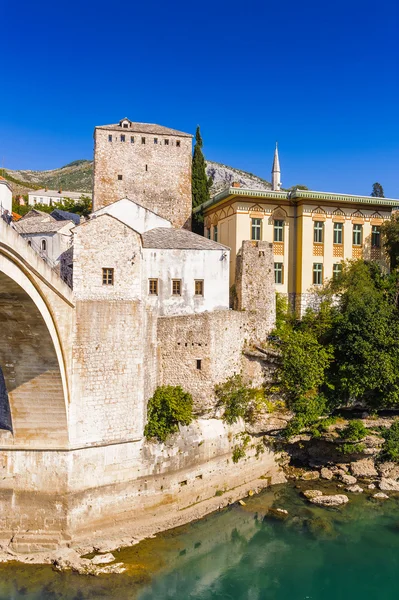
top-left (0, 483), bottom-right (398, 599)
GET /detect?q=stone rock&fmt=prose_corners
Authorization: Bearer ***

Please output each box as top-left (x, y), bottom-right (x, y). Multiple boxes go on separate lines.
top-left (309, 494), bottom-right (349, 507)
top-left (363, 435), bottom-right (384, 447)
top-left (336, 463), bottom-right (349, 472)
top-left (350, 459), bottom-right (378, 478)
top-left (320, 467), bottom-right (334, 480)
top-left (238, 500), bottom-right (246, 506)
top-left (301, 471), bottom-right (320, 481)
top-left (373, 492), bottom-right (389, 500)
top-left (379, 478), bottom-right (399, 491)
top-left (340, 473), bottom-right (357, 485)
top-left (346, 484), bottom-right (363, 493)
top-left (91, 553), bottom-right (115, 565)
top-left (275, 508), bottom-right (288, 515)
top-left (303, 489), bottom-right (323, 499)
top-left (378, 462), bottom-right (399, 480)
top-left (266, 508), bottom-right (289, 520)
top-left (368, 483), bottom-right (376, 490)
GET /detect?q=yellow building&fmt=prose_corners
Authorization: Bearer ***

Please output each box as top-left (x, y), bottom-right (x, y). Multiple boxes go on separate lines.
top-left (197, 150), bottom-right (398, 314)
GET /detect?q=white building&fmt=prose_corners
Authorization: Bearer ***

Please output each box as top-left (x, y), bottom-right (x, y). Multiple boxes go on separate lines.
top-left (14, 210), bottom-right (74, 266)
top-left (68, 197), bottom-right (230, 315)
top-left (28, 189), bottom-right (92, 207)
top-left (0, 177), bottom-right (12, 215)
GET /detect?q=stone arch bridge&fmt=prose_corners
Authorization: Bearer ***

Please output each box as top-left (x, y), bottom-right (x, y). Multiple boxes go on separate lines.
top-left (0, 220), bottom-right (74, 449)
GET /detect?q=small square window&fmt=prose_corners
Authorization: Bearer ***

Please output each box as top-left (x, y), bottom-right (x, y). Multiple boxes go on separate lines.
top-left (196, 359), bottom-right (202, 370)
top-left (102, 268), bottom-right (114, 286)
top-left (176, 140), bottom-right (181, 147)
top-left (141, 137), bottom-right (146, 144)
top-left (123, 123), bottom-right (128, 128)
top-left (172, 279), bottom-right (181, 295)
top-left (118, 174), bottom-right (123, 180)
top-left (154, 138), bottom-right (158, 144)
top-left (108, 134), bottom-right (112, 142)
top-left (195, 280), bottom-right (204, 296)
top-left (164, 139), bottom-right (169, 145)
top-left (121, 134), bottom-right (125, 142)
top-left (149, 279), bottom-right (158, 295)
top-left (131, 136), bottom-right (134, 143)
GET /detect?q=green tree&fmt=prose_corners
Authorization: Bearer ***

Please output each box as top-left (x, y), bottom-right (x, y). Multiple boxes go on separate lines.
top-left (327, 261), bottom-right (399, 408)
top-left (192, 126), bottom-right (212, 233)
top-left (371, 182), bottom-right (384, 197)
top-left (59, 195), bottom-right (92, 217)
top-left (381, 212), bottom-right (399, 270)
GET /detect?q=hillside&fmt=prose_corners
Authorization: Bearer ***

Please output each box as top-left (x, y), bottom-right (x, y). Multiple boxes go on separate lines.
top-left (3, 159), bottom-right (272, 197)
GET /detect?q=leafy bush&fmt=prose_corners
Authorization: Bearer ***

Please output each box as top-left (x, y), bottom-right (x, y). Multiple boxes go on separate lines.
top-left (339, 420), bottom-right (368, 441)
top-left (380, 421), bottom-right (399, 462)
top-left (144, 386), bottom-right (193, 442)
top-left (232, 433), bottom-right (251, 463)
top-left (339, 443), bottom-right (366, 455)
top-left (215, 374), bottom-right (265, 425)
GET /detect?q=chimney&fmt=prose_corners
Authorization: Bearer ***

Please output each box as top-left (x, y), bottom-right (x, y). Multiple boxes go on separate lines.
top-left (232, 182), bottom-right (241, 188)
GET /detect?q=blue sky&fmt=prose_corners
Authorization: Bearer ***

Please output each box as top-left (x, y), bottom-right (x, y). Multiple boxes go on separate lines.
top-left (1, 0), bottom-right (398, 196)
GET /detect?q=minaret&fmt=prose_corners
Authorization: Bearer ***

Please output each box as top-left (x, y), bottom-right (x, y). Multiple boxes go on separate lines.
top-left (271, 142), bottom-right (281, 191)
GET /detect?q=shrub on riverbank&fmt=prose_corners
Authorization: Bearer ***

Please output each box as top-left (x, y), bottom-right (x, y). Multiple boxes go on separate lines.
top-left (144, 386), bottom-right (193, 442)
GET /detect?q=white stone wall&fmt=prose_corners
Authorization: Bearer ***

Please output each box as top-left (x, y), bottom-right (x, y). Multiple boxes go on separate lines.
top-left (0, 181), bottom-right (12, 215)
top-left (143, 247), bottom-right (230, 316)
top-left (93, 197), bottom-right (172, 233)
top-left (70, 214), bottom-right (155, 445)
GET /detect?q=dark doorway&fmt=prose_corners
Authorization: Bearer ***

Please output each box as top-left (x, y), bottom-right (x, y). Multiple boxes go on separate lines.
top-left (0, 367), bottom-right (12, 432)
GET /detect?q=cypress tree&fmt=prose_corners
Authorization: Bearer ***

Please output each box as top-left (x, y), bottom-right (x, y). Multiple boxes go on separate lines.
top-left (192, 126), bottom-right (212, 233)
top-left (371, 182), bottom-right (384, 197)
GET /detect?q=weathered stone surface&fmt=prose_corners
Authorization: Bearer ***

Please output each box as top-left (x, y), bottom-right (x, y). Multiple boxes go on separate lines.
top-left (301, 471), bottom-right (320, 481)
top-left (350, 459), bottom-right (378, 478)
top-left (378, 462), bottom-right (399, 480)
top-left (91, 553), bottom-right (115, 565)
top-left (340, 473), bottom-right (357, 485)
top-left (346, 484), bottom-right (363, 493)
top-left (303, 490), bottom-right (323, 499)
top-left (368, 483), bottom-right (376, 490)
top-left (379, 478), bottom-right (399, 491)
top-left (320, 467), bottom-right (334, 480)
top-left (309, 494), bottom-right (349, 507)
top-left (373, 492), bottom-right (389, 499)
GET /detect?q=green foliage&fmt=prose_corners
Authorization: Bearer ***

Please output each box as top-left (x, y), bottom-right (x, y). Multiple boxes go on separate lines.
top-left (215, 489), bottom-right (225, 497)
top-left (144, 386), bottom-right (193, 442)
top-left (232, 434), bottom-right (251, 463)
top-left (371, 182), bottom-right (384, 197)
top-left (274, 260), bottom-right (399, 438)
top-left (215, 374), bottom-right (265, 425)
top-left (12, 201), bottom-right (53, 217)
top-left (380, 421), bottom-right (399, 462)
top-left (192, 126), bottom-right (212, 233)
top-left (381, 213), bottom-right (399, 270)
top-left (339, 420), bottom-right (367, 441)
top-left (339, 443), bottom-right (366, 455)
top-left (286, 184), bottom-right (309, 191)
top-left (59, 195), bottom-right (92, 217)
top-left (327, 261), bottom-right (399, 408)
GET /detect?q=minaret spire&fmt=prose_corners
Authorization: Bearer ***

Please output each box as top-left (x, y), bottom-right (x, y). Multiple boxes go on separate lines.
top-left (271, 142), bottom-right (281, 191)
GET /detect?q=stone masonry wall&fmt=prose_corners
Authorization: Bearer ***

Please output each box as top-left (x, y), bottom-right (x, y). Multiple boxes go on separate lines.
top-left (235, 240), bottom-right (276, 339)
top-left (70, 214), bottom-right (157, 445)
top-left (93, 127), bottom-right (192, 229)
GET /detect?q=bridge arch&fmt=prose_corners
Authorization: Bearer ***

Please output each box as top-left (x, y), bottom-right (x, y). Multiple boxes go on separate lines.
top-left (0, 258), bottom-right (69, 448)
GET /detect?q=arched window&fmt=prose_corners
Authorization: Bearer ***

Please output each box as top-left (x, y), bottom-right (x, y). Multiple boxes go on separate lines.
top-left (41, 239), bottom-right (47, 252)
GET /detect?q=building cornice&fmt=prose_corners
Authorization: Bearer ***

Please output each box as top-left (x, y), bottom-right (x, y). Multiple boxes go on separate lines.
top-left (196, 186), bottom-right (399, 214)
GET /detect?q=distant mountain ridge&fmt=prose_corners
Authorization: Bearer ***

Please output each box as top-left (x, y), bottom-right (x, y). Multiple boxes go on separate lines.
top-left (3, 159), bottom-right (272, 197)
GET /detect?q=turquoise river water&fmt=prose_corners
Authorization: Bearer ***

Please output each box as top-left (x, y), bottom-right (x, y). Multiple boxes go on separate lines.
top-left (1, 482), bottom-right (399, 599)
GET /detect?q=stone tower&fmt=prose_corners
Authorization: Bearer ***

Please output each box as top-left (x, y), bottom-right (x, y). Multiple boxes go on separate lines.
top-left (271, 142), bottom-right (281, 191)
top-left (93, 118), bottom-right (193, 228)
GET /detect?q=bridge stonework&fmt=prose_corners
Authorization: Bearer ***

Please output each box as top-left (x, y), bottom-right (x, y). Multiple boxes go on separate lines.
top-left (0, 220), bottom-right (280, 553)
